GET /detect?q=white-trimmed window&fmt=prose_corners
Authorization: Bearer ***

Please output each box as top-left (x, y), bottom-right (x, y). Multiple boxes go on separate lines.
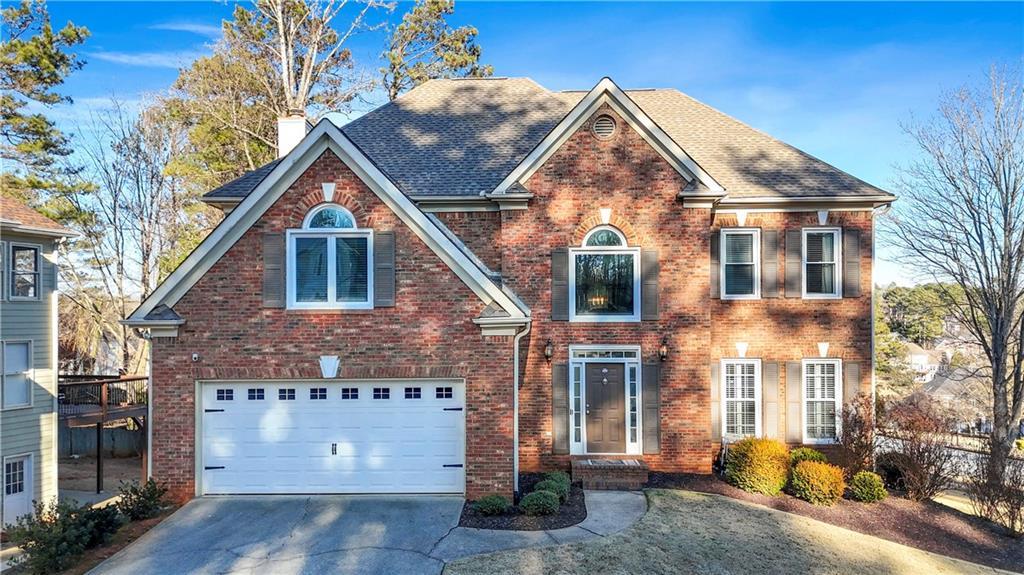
top-left (802, 359), bottom-right (842, 444)
top-left (803, 228), bottom-right (841, 298)
top-left (721, 359), bottom-right (761, 438)
top-left (721, 229), bottom-right (760, 299)
top-left (569, 226), bottom-right (640, 322)
top-left (9, 244), bottom-right (40, 300)
top-left (287, 204), bottom-right (373, 309)
top-left (2, 341), bottom-right (32, 409)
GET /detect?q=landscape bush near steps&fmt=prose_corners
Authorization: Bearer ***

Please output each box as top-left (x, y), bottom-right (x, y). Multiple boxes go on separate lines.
top-left (789, 461), bottom-right (847, 506)
top-left (848, 471), bottom-right (888, 503)
top-left (519, 490), bottom-right (560, 516)
top-left (724, 437), bottom-right (791, 496)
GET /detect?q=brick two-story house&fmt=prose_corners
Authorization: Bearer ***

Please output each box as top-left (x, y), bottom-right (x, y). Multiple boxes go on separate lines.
top-left (125, 77), bottom-right (894, 501)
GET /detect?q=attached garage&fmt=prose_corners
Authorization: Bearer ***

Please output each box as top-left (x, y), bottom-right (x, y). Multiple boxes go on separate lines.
top-left (199, 380), bottom-right (465, 495)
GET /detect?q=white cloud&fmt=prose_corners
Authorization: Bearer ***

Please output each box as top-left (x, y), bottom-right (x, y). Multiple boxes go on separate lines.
top-left (89, 50), bottom-right (206, 69)
top-left (150, 21), bottom-right (222, 38)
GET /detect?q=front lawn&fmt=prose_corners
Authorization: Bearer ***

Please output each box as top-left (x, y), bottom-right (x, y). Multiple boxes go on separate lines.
top-left (649, 473), bottom-right (1022, 572)
top-left (444, 490), bottom-right (1003, 575)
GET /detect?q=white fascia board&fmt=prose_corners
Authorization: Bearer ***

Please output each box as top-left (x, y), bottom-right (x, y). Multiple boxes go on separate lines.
top-left (0, 223), bottom-right (78, 238)
top-left (490, 77), bottom-right (725, 196)
top-left (129, 120), bottom-right (525, 323)
top-left (717, 194), bottom-right (895, 208)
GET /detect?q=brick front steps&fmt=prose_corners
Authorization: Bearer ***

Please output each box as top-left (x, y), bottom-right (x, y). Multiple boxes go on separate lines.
top-left (571, 458), bottom-right (649, 490)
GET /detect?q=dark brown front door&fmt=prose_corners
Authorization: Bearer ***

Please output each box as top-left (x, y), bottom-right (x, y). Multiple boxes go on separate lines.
top-left (585, 363), bottom-right (626, 453)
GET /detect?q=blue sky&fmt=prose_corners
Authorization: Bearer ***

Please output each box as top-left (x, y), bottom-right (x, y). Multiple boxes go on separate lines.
top-left (45, 1), bottom-right (1024, 285)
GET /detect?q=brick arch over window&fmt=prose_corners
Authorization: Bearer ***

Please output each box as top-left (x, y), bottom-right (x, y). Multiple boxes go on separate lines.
top-left (290, 189), bottom-right (371, 228)
top-left (572, 213), bottom-right (642, 246)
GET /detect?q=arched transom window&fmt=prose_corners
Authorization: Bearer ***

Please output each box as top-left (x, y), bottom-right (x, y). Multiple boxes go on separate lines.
top-left (570, 225), bottom-right (640, 321)
top-left (287, 204), bottom-right (373, 309)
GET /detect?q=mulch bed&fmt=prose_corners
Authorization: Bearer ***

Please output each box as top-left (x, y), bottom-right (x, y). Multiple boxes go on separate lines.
top-left (459, 473), bottom-right (587, 531)
top-left (647, 472), bottom-right (1023, 573)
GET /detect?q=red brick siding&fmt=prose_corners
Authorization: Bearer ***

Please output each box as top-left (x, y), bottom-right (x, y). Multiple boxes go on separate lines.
top-left (506, 105), bottom-right (714, 474)
top-left (710, 211), bottom-right (874, 444)
top-left (434, 211), bottom-right (503, 273)
top-left (150, 150), bottom-right (515, 501)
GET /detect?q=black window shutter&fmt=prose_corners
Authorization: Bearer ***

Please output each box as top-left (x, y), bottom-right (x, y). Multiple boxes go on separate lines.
top-left (641, 249), bottom-right (659, 320)
top-left (642, 363), bottom-right (661, 454)
top-left (784, 230), bottom-right (802, 298)
top-left (373, 231), bottom-right (396, 307)
top-left (552, 363), bottom-right (570, 454)
top-left (762, 230), bottom-right (779, 298)
top-left (710, 232), bottom-right (721, 299)
top-left (843, 229), bottom-right (861, 298)
top-left (262, 233), bottom-right (285, 308)
top-left (551, 248), bottom-right (569, 320)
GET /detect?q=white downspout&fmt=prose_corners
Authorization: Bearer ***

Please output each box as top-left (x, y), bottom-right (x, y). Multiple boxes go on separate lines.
top-left (512, 320), bottom-right (531, 495)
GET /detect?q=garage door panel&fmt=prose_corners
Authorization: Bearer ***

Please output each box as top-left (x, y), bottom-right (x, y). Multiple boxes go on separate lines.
top-left (201, 381), bottom-right (465, 495)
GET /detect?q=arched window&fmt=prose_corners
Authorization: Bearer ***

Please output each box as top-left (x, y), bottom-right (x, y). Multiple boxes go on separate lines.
top-left (303, 205), bottom-right (356, 229)
top-left (288, 204), bottom-right (373, 309)
top-left (570, 225), bottom-right (639, 321)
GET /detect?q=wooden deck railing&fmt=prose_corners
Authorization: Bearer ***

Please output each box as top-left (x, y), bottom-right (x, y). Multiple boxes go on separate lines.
top-left (57, 375), bottom-right (148, 424)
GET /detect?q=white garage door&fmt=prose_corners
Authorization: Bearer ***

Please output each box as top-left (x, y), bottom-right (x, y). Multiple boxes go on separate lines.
top-left (200, 381), bottom-right (465, 495)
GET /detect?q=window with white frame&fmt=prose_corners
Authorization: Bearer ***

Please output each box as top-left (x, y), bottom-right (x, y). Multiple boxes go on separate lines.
top-left (287, 204), bottom-right (373, 309)
top-left (569, 226), bottom-right (640, 321)
top-left (2, 342), bottom-right (32, 409)
top-left (721, 359), bottom-right (761, 437)
top-left (803, 359), bottom-right (842, 443)
top-left (803, 228), bottom-right (841, 298)
top-left (10, 244), bottom-right (39, 300)
top-left (721, 229), bottom-right (760, 299)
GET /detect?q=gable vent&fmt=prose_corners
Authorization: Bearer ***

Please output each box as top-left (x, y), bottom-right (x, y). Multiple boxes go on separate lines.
top-left (592, 115), bottom-right (617, 140)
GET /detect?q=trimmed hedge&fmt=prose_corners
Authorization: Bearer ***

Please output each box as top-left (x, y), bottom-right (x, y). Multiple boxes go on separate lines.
top-left (474, 494), bottom-right (510, 516)
top-left (790, 447), bottom-right (828, 467)
top-left (519, 490), bottom-right (560, 516)
top-left (790, 461), bottom-right (847, 506)
top-left (849, 471), bottom-right (888, 503)
top-left (725, 437), bottom-right (790, 496)
top-left (544, 470), bottom-right (572, 487)
top-left (534, 479), bottom-right (569, 503)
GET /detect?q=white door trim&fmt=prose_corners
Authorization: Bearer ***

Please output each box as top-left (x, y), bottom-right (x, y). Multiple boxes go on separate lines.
top-left (3, 452), bottom-right (33, 528)
top-left (568, 345), bottom-right (642, 456)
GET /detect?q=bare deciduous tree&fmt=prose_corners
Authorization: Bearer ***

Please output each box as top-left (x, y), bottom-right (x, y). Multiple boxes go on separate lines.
top-left (885, 66), bottom-right (1024, 483)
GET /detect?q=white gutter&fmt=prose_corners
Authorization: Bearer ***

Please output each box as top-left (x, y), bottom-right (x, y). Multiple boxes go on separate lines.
top-left (512, 320), bottom-right (531, 495)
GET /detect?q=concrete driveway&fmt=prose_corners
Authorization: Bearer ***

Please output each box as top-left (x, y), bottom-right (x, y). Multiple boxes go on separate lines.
top-left (90, 496), bottom-right (464, 575)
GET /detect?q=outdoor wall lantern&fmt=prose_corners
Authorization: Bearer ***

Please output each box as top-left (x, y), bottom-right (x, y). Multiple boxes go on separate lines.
top-left (544, 339), bottom-right (554, 362)
top-left (659, 336), bottom-right (669, 362)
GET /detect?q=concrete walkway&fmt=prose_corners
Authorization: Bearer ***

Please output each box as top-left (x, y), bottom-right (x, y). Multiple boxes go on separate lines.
top-left (89, 490), bottom-right (647, 575)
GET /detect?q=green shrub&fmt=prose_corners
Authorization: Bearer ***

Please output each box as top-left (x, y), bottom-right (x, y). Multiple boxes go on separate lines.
top-left (849, 471), bottom-right (888, 503)
top-left (474, 494), bottom-right (510, 516)
top-left (725, 437), bottom-right (790, 496)
top-left (519, 490), bottom-right (559, 516)
top-left (534, 479), bottom-right (569, 503)
top-left (80, 505), bottom-right (125, 548)
top-left (790, 461), bottom-right (847, 506)
top-left (6, 498), bottom-right (123, 574)
top-left (543, 470), bottom-right (572, 487)
top-left (790, 447), bottom-right (828, 467)
top-left (117, 479), bottom-right (168, 521)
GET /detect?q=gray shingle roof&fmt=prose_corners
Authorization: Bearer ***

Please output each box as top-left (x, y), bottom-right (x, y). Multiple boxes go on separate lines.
top-left (205, 158), bottom-right (283, 199)
top-left (202, 77), bottom-right (889, 201)
top-left (144, 304), bottom-right (184, 322)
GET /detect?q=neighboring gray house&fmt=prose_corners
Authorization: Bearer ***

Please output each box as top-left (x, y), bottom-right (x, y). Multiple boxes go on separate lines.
top-left (1, 196), bottom-right (74, 528)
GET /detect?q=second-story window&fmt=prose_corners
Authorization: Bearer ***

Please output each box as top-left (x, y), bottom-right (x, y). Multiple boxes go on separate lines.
top-left (721, 229), bottom-right (760, 299)
top-left (287, 204), bottom-right (373, 310)
top-left (569, 226), bottom-right (640, 322)
top-left (10, 245), bottom-right (39, 300)
top-left (803, 228), bottom-right (841, 298)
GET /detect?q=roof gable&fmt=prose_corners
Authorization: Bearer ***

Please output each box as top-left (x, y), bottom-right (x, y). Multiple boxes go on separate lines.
top-left (0, 196), bottom-right (76, 237)
top-left (128, 119), bottom-right (528, 326)
top-left (491, 78), bottom-right (725, 199)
